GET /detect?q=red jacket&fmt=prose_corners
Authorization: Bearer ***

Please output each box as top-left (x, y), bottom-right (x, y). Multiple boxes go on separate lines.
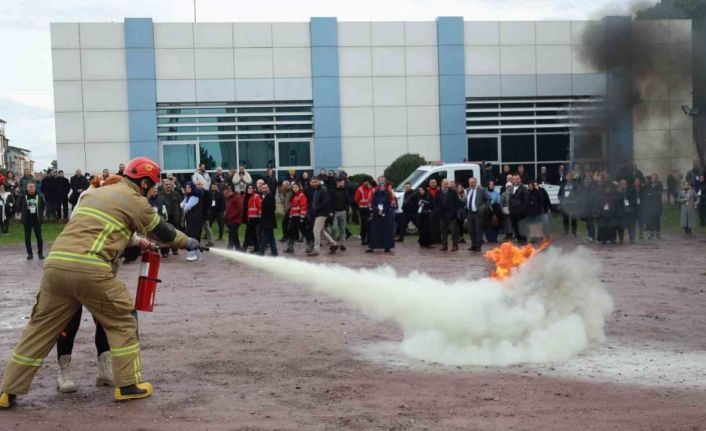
top-left (354, 185), bottom-right (372, 208)
top-left (428, 186), bottom-right (439, 199)
top-left (386, 185), bottom-right (398, 208)
top-left (246, 192), bottom-right (261, 219)
top-left (224, 193), bottom-right (243, 225)
top-left (289, 191), bottom-right (308, 218)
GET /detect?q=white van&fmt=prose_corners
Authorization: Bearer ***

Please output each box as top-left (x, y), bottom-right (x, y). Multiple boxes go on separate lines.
top-left (393, 163), bottom-right (559, 211)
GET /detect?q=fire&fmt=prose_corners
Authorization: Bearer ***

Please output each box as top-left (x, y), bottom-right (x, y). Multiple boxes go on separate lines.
top-left (484, 241), bottom-right (550, 281)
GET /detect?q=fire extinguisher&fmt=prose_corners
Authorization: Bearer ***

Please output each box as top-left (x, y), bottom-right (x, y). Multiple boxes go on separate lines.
top-left (135, 250), bottom-right (161, 312)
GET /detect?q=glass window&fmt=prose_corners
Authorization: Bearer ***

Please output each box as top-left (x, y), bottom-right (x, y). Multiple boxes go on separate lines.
top-left (420, 171), bottom-right (447, 188)
top-left (574, 134), bottom-right (603, 160)
top-left (278, 141), bottom-right (311, 167)
top-left (501, 135), bottom-right (534, 162)
top-left (200, 141), bottom-right (237, 170)
top-left (454, 169), bottom-right (475, 187)
top-left (536, 134), bottom-right (570, 161)
top-left (163, 144), bottom-right (196, 171)
top-left (239, 141), bottom-right (275, 169)
top-left (468, 137), bottom-right (498, 162)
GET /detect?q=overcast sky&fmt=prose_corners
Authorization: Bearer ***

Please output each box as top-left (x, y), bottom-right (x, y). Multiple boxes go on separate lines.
top-left (0, 0), bottom-right (642, 171)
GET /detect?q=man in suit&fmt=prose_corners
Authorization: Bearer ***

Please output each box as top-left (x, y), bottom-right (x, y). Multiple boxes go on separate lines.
top-left (509, 174), bottom-right (529, 244)
top-left (465, 177), bottom-right (490, 252)
top-left (435, 179), bottom-right (461, 252)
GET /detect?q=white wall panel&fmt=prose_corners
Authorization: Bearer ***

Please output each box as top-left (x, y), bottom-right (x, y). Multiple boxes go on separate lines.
top-left (194, 48), bottom-right (235, 79)
top-left (464, 21), bottom-right (500, 45)
top-left (273, 48), bottom-right (311, 78)
top-left (52, 49), bottom-right (82, 80)
top-left (374, 136), bottom-right (407, 166)
top-left (500, 22), bottom-right (535, 45)
top-left (234, 23), bottom-right (272, 47)
top-left (465, 46), bottom-right (500, 75)
top-left (536, 22), bottom-right (571, 45)
top-left (407, 106), bottom-right (439, 136)
top-left (373, 107), bottom-right (407, 136)
top-left (373, 77), bottom-right (406, 106)
top-left (339, 47), bottom-right (372, 77)
top-left (405, 22), bottom-right (437, 46)
top-left (670, 100), bottom-right (693, 130)
top-left (342, 137), bottom-right (375, 166)
top-left (57, 143), bottom-right (86, 171)
top-left (194, 23), bottom-right (233, 48)
top-left (536, 45), bottom-right (571, 74)
top-left (235, 78), bottom-right (274, 101)
top-left (634, 130), bottom-right (670, 159)
top-left (84, 112), bottom-right (129, 143)
top-left (338, 22), bottom-right (371, 46)
top-left (274, 78), bottom-right (312, 100)
top-left (571, 47), bottom-right (599, 74)
top-left (234, 48), bottom-right (274, 78)
top-left (339, 77), bottom-right (373, 107)
top-left (272, 23), bottom-right (310, 47)
top-left (53, 81), bottom-right (83, 112)
top-left (82, 80), bottom-right (128, 111)
top-left (196, 79), bottom-right (236, 102)
top-left (341, 107), bottom-right (374, 137)
top-left (79, 23), bottom-right (124, 48)
top-left (51, 23), bottom-right (80, 49)
top-left (633, 103), bottom-right (670, 131)
top-left (406, 76), bottom-right (438, 106)
top-left (86, 142), bottom-right (130, 171)
top-left (155, 49), bottom-right (195, 80)
top-left (156, 79), bottom-right (196, 102)
top-left (670, 129), bottom-right (696, 159)
top-left (154, 23), bottom-right (194, 48)
top-left (405, 46), bottom-right (437, 76)
top-left (55, 112), bottom-right (84, 143)
top-left (571, 21), bottom-right (602, 45)
top-left (500, 46), bottom-right (535, 74)
top-left (408, 135), bottom-right (440, 161)
top-left (372, 47), bottom-right (406, 76)
top-left (371, 22), bottom-right (405, 46)
top-left (81, 49), bottom-right (127, 80)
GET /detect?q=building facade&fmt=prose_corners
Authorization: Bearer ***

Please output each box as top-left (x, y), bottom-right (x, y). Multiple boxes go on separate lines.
top-left (50, 18), bottom-right (694, 180)
top-left (0, 119), bottom-right (8, 171)
top-left (6, 146), bottom-right (34, 175)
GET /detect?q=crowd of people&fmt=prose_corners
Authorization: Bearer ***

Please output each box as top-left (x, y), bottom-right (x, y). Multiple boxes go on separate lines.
top-left (1, 158), bottom-right (705, 261)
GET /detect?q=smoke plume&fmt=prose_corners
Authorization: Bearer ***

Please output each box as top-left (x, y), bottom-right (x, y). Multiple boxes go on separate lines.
top-left (211, 247), bottom-right (613, 366)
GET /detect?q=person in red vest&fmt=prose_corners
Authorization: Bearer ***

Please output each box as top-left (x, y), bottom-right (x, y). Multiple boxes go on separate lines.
top-left (354, 179), bottom-right (373, 246)
top-left (223, 185), bottom-right (243, 250)
top-left (427, 178), bottom-right (441, 244)
top-left (243, 184), bottom-right (261, 252)
top-left (285, 182), bottom-right (308, 253)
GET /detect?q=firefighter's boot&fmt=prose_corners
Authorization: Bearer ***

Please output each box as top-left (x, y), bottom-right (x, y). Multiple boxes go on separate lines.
top-left (0, 392), bottom-right (16, 409)
top-left (115, 382), bottom-right (153, 401)
top-left (96, 351), bottom-right (114, 387)
top-left (57, 355), bottom-right (77, 393)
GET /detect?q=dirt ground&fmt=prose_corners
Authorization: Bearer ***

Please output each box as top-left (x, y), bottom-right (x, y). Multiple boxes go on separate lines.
top-left (1, 234), bottom-right (706, 431)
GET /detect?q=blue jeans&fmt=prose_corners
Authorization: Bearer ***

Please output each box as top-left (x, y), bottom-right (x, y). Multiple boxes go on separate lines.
top-left (332, 211), bottom-right (347, 242)
top-left (258, 227), bottom-right (278, 256)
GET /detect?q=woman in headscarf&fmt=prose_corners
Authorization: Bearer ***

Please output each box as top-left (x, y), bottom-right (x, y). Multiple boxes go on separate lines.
top-left (180, 181), bottom-right (203, 261)
top-left (366, 179), bottom-right (394, 253)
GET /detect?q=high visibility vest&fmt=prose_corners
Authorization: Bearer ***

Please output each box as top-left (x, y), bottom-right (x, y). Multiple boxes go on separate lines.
top-left (290, 192), bottom-right (308, 218)
top-left (247, 193), bottom-right (261, 219)
top-left (356, 186), bottom-right (371, 208)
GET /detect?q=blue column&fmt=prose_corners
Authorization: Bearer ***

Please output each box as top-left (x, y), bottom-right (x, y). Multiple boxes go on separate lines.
top-left (604, 16), bottom-right (634, 175)
top-left (436, 17), bottom-right (467, 163)
top-left (124, 18), bottom-right (158, 162)
top-left (310, 17), bottom-right (342, 171)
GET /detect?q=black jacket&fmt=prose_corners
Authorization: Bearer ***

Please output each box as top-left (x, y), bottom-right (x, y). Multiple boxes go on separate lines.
top-left (55, 176), bottom-right (70, 201)
top-left (331, 187), bottom-right (349, 212)
top-left (260, 193), bottom-right (277, 229)
top-left (159, 189), bottom-right (183, 226)
top-left (309, 186), bottom-right (330, 218)
top-left (200, 190), bottom-right (212, 216)
top-left (209, 190), bottom-right (225, 214)
top-left (19, 192), bottom-right (45, 224)
top-left (435, 188), bottom-right (461, 221)
top-left (41, 176), bottom-right (57, 201)
top-left (509, 185), bottom-right (529, 218)
top-left (402, 190), bottom-right (417, 214)
top-left (69, 175), bottom-right (89, 205)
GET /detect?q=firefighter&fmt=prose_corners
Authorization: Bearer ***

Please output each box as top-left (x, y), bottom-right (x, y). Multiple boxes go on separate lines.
top-left (0, 157), bottom-right (200, 409)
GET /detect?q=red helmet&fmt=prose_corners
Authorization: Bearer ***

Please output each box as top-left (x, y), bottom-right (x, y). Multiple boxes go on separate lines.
top-left (124, 157), bottom-right (161, 185)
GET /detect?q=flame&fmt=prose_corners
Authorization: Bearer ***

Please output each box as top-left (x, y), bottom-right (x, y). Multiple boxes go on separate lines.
top-left (484, 241), bottom-right (550, 281)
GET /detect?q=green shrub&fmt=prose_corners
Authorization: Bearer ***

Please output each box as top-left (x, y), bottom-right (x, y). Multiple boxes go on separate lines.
top-left (348, 173), bottom-right (375, 185)
top-left (383, 154), bottom-right (427, 187)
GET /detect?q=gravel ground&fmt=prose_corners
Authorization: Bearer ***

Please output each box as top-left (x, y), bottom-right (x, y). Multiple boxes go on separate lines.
top-left (1, 234), bottom-right (705, 430)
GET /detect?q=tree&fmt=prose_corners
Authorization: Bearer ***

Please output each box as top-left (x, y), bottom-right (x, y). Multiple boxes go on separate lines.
top-left (46, 160), bottom-right (57, 172)
top-left (383, 154), bottom-right (427, 187)
top-left (635, 0), bottom-right (706, 168)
